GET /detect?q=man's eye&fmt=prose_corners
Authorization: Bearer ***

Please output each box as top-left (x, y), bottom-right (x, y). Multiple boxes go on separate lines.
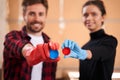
top-left (39, 12), bottom-right (44, 16)
top-left (29, 12), bottom-right (35, 16)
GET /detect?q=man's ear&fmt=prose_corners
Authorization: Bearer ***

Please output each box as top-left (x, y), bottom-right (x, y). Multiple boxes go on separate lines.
top-left (23, 11), bottom-right (26, 21)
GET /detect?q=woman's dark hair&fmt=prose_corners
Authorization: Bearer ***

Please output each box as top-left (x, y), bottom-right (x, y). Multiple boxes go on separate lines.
top-left (82, 0), bottom-right (106, 16)
top-left (22, 0), bottom-right (48, 13)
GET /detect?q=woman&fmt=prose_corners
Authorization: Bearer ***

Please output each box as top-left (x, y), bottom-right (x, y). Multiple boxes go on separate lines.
top-left (62, 0), bottom-right (118, 80)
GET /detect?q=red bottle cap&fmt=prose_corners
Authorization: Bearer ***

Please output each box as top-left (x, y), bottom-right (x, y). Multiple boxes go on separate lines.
top-left (62, 47), bottom-right (70, 55)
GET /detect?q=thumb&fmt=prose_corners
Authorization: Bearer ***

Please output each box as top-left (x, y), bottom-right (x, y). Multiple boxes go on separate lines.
top-left (49, 41), bottom-right (59, 50)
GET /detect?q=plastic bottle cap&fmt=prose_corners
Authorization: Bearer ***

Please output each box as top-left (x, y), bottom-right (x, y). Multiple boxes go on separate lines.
top-left (62, 47), bottom-right (70, 55)
top-left (50, 50), bottom-right (59, 59)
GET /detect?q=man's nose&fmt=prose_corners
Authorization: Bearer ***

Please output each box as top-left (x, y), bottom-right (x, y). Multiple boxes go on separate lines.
top-left (34, 15), bottom-right (40, 21)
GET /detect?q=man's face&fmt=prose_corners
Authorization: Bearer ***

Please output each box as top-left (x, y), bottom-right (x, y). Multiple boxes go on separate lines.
top-left (23, 3), bottom-right (47, 33)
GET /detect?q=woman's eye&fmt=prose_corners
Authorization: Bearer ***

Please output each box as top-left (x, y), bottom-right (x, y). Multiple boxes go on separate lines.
top-left (92, 12), bottom-right (97, 16)
top-left (83, 13), bottom-right (88, 18)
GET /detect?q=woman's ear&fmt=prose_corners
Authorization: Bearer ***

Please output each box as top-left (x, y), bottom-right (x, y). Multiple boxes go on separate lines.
top-left (102, 15), bottom-right (106, 22)
top-left (101, 15), bottom-right (106, 25)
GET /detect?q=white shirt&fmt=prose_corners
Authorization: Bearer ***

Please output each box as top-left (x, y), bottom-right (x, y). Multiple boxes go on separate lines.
top-left (28, 34), bottom-right (44, 80)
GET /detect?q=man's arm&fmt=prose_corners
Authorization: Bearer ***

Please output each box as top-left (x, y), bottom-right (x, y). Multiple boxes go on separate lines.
top-left (22, 42), bottom-right (60, 66)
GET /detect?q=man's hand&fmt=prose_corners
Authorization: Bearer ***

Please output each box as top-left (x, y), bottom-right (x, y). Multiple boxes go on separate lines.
top-left (22, 42), bottom-right (60, 66)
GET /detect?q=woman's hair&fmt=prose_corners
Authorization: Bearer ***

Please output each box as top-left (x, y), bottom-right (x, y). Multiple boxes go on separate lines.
top-left (82, 0), bottom-right (106, 16)
top-left (22, 0), bottom-right (48, 13)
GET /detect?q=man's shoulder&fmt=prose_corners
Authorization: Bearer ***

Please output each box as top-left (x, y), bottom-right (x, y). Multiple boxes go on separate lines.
top-left (5, 29), bottom-right (23, 38)
top-left (7, 30), bottom-right (21, 35)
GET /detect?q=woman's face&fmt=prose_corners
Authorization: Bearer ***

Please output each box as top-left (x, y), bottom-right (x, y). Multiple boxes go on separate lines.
top-left (82, 5), bottom-right (105, 32)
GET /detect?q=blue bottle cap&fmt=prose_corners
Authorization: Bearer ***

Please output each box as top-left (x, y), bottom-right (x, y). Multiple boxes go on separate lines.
top-left (50, 50), bottom-right (59, 59)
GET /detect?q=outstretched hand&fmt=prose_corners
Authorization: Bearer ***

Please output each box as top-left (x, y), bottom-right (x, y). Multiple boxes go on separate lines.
top-left (61, 40), bottom-right (87, 60)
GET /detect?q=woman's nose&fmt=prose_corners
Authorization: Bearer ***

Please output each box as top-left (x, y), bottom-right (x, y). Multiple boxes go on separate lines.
top-left (86, 15), bottom-right (92, 20)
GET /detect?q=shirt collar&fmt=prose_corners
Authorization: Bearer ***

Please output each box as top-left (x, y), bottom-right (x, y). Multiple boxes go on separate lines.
top-left (90, 29), bottom-right (106, 40)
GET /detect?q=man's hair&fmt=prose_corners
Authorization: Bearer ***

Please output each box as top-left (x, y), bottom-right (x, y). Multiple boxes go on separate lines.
top-left (22, 0), bottom-right (48, 12)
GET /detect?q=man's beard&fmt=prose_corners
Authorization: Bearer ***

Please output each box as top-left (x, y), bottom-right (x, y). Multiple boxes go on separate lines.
top-left (27, 21), bottom-right (44, 33)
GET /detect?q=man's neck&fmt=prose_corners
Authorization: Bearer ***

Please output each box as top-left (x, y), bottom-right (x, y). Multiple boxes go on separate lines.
top-left (27, 30), bottom-right (42, 36)
top-left (28, 32), bottom-right (42, 36)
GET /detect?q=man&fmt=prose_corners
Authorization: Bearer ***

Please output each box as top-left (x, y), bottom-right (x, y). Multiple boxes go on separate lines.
top-left (3, 0), bottom-right (60, 80)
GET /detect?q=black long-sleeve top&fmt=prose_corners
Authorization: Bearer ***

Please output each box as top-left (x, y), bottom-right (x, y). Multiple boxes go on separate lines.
top-left (79, 29), bottom-right (118, 80)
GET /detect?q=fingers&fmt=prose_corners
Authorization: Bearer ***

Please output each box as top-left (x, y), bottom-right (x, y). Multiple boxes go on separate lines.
top-left (62, 40), bottom-right (75, 49)
top-left (62, 40), bottom-right (69, 48)
top-left (49, 41), bottom-right (59, 50)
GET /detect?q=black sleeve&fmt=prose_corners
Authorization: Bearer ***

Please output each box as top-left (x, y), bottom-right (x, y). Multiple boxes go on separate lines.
top-left (90, 36), bottom-right (118, 61)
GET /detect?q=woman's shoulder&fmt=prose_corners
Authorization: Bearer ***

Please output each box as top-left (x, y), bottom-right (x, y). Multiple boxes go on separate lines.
top-left (105, 34), bottom-right (117, 41)
top-left (104, 34), bottom-right (118, 46)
